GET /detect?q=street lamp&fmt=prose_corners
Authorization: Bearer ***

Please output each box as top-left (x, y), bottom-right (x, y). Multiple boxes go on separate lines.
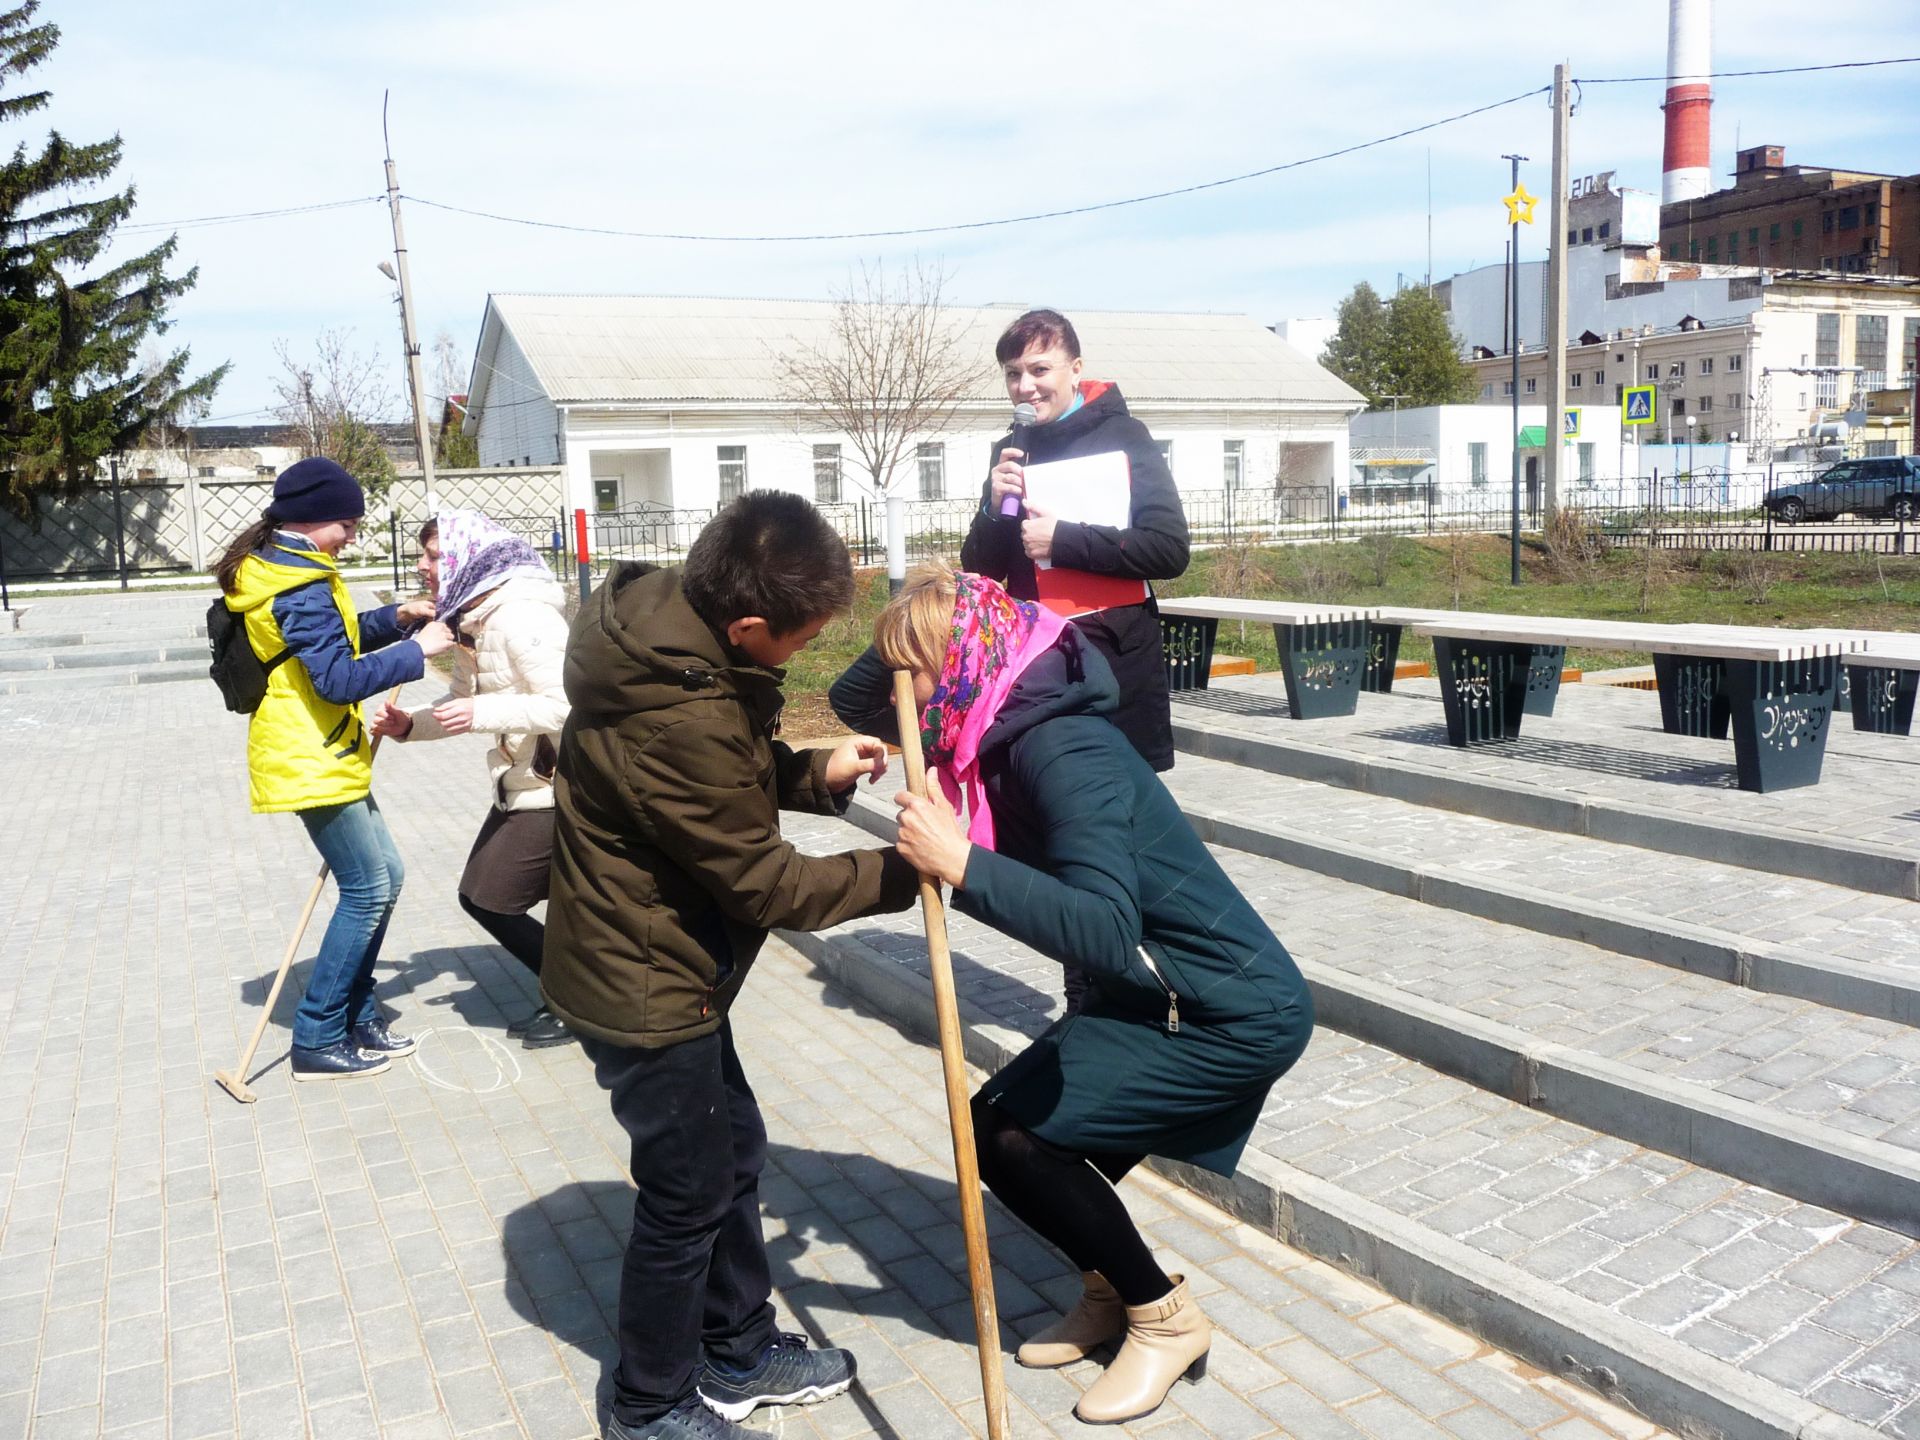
top-left (1686, 413), bottom-right (1697, 480)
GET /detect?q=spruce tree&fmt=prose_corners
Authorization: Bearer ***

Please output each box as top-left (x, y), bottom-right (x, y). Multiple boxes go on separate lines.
top-left (1319, 282), bottom-right (1389, 406)
top-left (1321, 280), bottom-right (1475, 410)
top-left (0, 1), bottom-right (224, 515)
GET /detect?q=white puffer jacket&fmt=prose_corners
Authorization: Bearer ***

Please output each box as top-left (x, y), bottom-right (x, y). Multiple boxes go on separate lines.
top-left (403, 574), bottom-right (571, 812)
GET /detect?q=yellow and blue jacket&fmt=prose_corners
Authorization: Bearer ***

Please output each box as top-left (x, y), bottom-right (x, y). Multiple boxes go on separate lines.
top-left (225, 534), bottom-right (425, 814)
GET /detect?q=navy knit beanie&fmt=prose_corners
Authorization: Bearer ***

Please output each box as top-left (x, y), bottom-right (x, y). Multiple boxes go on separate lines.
top-left (267, 457), bottom-right (365, 524)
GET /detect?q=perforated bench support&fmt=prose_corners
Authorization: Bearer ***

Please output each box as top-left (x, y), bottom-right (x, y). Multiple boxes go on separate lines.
top-left (1845, 664), bottom-right (1918, 736)
top-left (1362, 622), bottom-right (1404, 693)
top-left (1431, 636), bottom-right (1533, 745)
top-left (1724, 655), bottom-right (1841, 793)
top-left (1652, 654), bottom-right (1732, 739)
top-left (1273, 619), bottom-right (1370, 720)
top-left (1159, 614), bottom-right (1218, 694)
top-left (1524, 645), bottom-right (1567, 717)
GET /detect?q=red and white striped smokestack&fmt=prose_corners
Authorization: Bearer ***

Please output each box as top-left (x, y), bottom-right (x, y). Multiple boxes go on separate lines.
top-left (1662, 0), bottom-right (1713, 204)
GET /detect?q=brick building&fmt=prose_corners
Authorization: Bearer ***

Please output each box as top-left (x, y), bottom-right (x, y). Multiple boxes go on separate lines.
top-left (1659, 144), bottom-right (1920, 277)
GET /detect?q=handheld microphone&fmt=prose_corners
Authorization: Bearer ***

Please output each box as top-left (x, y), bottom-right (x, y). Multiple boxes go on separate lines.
top-left (1000, 402), bottom-right (1037, 517)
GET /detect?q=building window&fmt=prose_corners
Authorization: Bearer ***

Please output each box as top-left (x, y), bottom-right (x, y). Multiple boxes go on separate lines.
top-left (196, 466), bottom-right (215, 478)
top-left (917, 441), bottom-right (946, 500)
top-left (1468, 442), bottom-right (1488, 488)
top-left (1646, 364), bottom-right (1659, 381)
top-left (1748, 227), bottom-right (1759, 246)
top-left (593, 478), bottom-right (620, 513)
top-left (1668, 362), bottom-right (1685, 378)
top-left (1867, 440), bottom-right (1898, 457)
top-left (1581, 227), bottom-right (1594, 243)
top-left (1222, 439), bottom-right (1245, 490)
top-left (1671, 399), bottom-right (1686, 415)
top-left (135, 467), bottom-right (157, 480)
top-left (1479, 382), bottom-right (1492, 399)
top-left (1577, 443), bottom-right (1595, 484)
top-left (1690, 240), bottom-right (1701, 260)
top-left (1727, 235), bottom-right (1738, 261)
top-left (1593, 370), bottom-right (1605, 386)
top-left (1856, 314), bottom-right (1889, 387)
top-left (1816, 314), bottom-right (1840, 367)
top-left (1707, 236), bottom-right (1719, 258)
top-left (1866, 203), bottom-right (1879, 226)
top-left (1769, 223), bottom-right (1781, 242)
top-left (1838, 206), bottom-right (1860, 231)
top-left (1699, 396), bottom-right (1713, 412)
top-left (1792, 218), bottom-right (1804, 238)
top-left (1816, 373), bottom-right (1838, 408)
top-left (255, 464), bottom-right (276, 476)
top-left (1524, 377), bottom-right (1537, 395)
top-left (1904, 318), bottom-right (1920, 382)
top-left (1569, 372), bottom-right (1582, 389)
top-left (1698, 357), bottom-right (1714, 375)
top-left (1614, 384), bottom-right (1624, 403)
top-left (812, 443), bottom-right (842, 504)
top-left (1567, 229), bottom-right (1578, 246)
top-left (1599, 221), bottom-right (1611, 239)
top-left (1501, 381), bottom-right (1514, 397)
top-left (1822, 212), bottom-right (1836, 234)
top-left (1728, 354), bottom-right (1743, 373)
top-left (717, 445), bottom-right (748, 502)
top-left (1728, 393), bottom-right (1743, 410)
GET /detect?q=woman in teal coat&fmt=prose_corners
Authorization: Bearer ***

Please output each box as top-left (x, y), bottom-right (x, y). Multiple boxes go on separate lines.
top-left (875, 565), bottom-right (1313, 1426)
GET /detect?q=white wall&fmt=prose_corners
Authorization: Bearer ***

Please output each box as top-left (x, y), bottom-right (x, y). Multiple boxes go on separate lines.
top-left (556, 405), bottom-right (1358, 514)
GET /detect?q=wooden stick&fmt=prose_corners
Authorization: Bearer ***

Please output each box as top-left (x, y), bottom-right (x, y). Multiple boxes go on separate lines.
top-left (213, 687), bottom-right (406, 1104)
top-left (891, 671), bottom-right (1010, 1440)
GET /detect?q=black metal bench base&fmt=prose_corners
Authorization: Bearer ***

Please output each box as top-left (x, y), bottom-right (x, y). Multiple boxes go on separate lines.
top-left (1160, 615), bottom-right (1218, 694)
top-left (1274, 620), bottom-right (1369, 719)
top-left (1432, 636), bottom-right (1533, 745)
top-left (1362, 623), bottom-right (1404, 693)
top-left (1724, 656), bottom-right (1840, 793)
top-left (1652, 654), bottom-right (1731, 739)
top-left (1846, 665), bottom-right (1919, 736)
top-left (1524, 646), bottom-right (1566, 717)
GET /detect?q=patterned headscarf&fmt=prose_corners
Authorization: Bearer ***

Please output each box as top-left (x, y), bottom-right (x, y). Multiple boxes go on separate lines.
top-left (921, 572), bottom-right (1067, 851)
top-left (434, 510), bottom-right (554, 621)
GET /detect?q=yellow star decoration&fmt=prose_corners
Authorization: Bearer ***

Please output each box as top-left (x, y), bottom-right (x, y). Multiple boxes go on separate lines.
top-left (1503, 183), bottom-right (1538, 225)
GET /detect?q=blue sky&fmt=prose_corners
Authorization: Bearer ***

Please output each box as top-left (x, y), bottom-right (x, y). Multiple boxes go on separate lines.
top-left (41, 0), bottom-right (1920, 420)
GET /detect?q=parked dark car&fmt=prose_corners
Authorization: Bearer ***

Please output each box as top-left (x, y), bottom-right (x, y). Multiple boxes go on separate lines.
top-left (1763, 457), bottom-right (1920, 523)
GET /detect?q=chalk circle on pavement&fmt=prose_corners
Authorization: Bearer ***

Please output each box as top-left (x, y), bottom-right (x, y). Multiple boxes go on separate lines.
top-left (409, 1027), bottom-right (524, 1094)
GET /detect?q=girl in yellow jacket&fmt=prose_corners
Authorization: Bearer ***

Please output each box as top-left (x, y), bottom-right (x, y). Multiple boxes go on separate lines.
top-left (216, 459), bottom-right (454, 1081)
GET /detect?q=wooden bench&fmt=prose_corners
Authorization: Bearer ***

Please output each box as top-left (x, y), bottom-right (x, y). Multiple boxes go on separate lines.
top-left (1411, 615), bottom-right (1861, 792)
top-left (1157, 598), bottom-right (1382, 718)
top-left (1838, 633), bottom-right (1920, 735)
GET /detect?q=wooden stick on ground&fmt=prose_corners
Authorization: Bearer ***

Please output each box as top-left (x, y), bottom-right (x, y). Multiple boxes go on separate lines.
top-left (213, 687), bottom-right (406, 1104)
top-left (891, 670), bottom-right (1011, 1440)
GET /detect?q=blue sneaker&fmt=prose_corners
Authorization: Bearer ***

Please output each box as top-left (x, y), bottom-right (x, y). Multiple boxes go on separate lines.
top-left (606, 1395), bottom-right (753, 1439)
top-left (697, 1331), bottom-right (857, 1421)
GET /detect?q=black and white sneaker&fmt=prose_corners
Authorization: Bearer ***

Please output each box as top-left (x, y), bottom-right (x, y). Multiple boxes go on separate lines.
top-left (696, 1331), bottom-right (857, 1421)
top-left (351, 1017), bottom-right (417, 1056)
top-left (606, 1394), bottom-right (755, 1439)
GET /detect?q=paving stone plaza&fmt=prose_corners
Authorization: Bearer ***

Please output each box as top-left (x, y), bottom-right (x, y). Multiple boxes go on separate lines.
top-left (7, 586), bottom-right (1920, 1437)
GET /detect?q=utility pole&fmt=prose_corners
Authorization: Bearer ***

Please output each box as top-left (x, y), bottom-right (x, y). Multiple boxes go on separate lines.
top-left (383, 93), bottom-right (439, 516)
top-left (1543, 63), bottom-right (1572, 519)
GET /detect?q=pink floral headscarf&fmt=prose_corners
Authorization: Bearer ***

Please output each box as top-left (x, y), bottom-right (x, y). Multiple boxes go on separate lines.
top-left (921, 573), bottom-right (1067, 852)
top-left (434, 510), bottom-right (554, 620)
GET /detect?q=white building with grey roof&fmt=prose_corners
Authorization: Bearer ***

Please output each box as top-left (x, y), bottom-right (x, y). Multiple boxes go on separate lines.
top-left (461, 294), bottom-right (1366, 516)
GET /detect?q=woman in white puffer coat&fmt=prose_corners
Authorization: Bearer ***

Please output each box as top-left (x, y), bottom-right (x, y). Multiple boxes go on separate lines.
top-left (371, 511), bottom-right (574, 1048)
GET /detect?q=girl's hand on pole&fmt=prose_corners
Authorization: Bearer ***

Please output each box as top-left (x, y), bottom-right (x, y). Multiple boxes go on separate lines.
top-left (369, 701), bottom-right (414, 740)
top-left (826, 735), bottom-right (890, 792)
top-left (894, 770), bottom-right (971, 889)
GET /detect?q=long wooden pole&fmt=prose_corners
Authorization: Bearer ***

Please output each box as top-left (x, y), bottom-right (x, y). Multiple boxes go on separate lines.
top-left (213, 686), bottom-right (406, 1104)
top-left (891, 671), bottom-right (1010, 1440)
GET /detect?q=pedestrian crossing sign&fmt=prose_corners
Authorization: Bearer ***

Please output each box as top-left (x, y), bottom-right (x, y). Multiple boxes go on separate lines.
top-left (1564, 408), bottom-right (1581, 439)
top-left (1623, 385), bottom-right (1656, 425)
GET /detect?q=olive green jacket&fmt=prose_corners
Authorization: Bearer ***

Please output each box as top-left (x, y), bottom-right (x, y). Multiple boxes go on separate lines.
top-left (542, 564), bottom-right (917, 1047)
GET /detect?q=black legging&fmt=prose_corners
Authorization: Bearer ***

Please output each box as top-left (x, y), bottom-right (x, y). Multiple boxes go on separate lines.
top-left (458, 892), bottom-right (545, 978)
top-left (971, 1094), bottom-right (1172, 1306)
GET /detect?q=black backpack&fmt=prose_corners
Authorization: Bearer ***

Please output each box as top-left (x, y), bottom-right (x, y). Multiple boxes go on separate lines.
top-left (206, 597), bottom-right (291, 714)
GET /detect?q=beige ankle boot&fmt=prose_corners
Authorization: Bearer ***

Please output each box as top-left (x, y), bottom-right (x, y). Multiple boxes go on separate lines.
top-left (1072, 1276), bottom-right (1210, 1425)
top-left (1017, 1271), bottom-right (1125, 1369)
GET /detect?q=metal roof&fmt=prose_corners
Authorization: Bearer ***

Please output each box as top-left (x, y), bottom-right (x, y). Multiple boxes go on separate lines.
top-left (469, 294), bottom-right (1366, 413)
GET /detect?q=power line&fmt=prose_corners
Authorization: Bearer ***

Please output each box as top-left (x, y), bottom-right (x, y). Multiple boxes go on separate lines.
top-left (403, 86), bottom-right (1552, 244)
top-left (1574, 55), bottom-right (1920, 84)
top-left (117, 196), bottom-right (385, 234)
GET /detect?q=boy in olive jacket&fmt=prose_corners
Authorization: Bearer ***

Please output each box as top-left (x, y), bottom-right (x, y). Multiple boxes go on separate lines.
top-left (543, 493), bottom-right (918, 1440)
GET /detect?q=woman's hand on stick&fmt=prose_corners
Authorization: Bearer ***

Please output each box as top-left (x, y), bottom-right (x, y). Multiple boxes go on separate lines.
top-left (894, 772), bottom-right (971, 889)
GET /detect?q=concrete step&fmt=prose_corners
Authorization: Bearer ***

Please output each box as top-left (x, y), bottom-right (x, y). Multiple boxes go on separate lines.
top-left (1154, 754), bottom-right (1920, 1028)
top-left (779, 809), bottom-right (1914, 1439)
top-left (0, 660), bottom-right (206, 694)
top-left (844, 783), bottom-right (1920, 1242)
top-left (1172, 676), bottom-right (1920, 901)
top-left (0, 641), bottom-right (205, 671)
top-left (0, 625), bottom-right (207, 651)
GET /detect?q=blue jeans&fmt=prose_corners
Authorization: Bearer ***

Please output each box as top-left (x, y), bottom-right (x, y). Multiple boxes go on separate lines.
top-left (294, 795), bottom-right (404, 1049)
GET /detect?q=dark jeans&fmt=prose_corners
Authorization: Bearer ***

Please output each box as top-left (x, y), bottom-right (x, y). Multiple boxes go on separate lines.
top-left (582, 1023), bottom-right (776, 1425)
top-left (294, 795), bottom-right (403, 1049)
